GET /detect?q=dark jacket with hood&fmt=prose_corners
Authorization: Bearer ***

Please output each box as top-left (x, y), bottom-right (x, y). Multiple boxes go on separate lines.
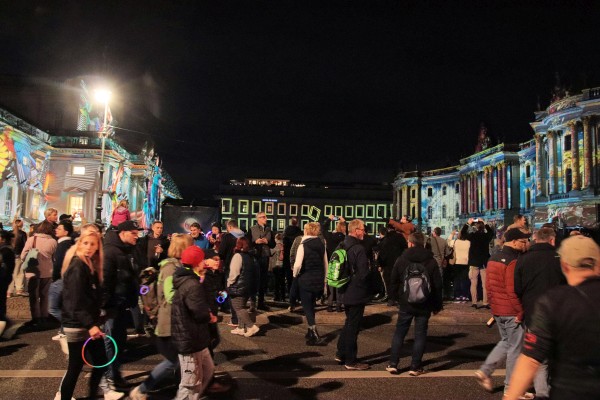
top-left (514, 242), bottom-right (566, 326)
top-left (0, 243), bottom-right (15, 279)
top-left (390, 246), bottom-right (443, 315)
top-left (283, 224), bottom-right (303, 269)
top-left (171, 266), bottom-right (211, 354)
top-left (61, 257), bottom-right (102, 329)
top-left (378, 230), bottom-right (408, 270)
top-left (341, 235), bottom-right (372, 306)
top-left (219, 228), bottom-right (246, 270)
top-left (102, 230), bottom-right (139, 310)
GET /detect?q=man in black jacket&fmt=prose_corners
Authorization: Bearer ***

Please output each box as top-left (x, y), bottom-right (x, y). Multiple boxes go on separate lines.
top-left (172, 245), bottom-right (215, 399)
top-left (386, 232), bottom-right (443, 376)
top-left (336, 219), bottom-right (372, 370)
top-left (378, 224), bottom-right (408, 305)
top-left (134, 220), bottom-right (170, 270)
top-left (100, 220), bottom-right (142, 390)
top-left (283, 217), bottom-right (303, 299)
top-left (513, 226), bottom-right (566, 398)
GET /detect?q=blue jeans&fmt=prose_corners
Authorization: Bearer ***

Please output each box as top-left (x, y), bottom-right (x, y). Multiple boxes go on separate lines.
top-left (389, 310), bottom-right (431, 369)
top-left (48, 279), bottom-right (64, 322)
top-left (480, 316), bottom-right (524, 388)
top-left (140, 336), bottom-right (179, 393)
top-left (103, 307), bottom-right (129, 380)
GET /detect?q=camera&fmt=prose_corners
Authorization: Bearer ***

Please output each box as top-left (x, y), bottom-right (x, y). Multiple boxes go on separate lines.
top-left (333, 216), bottom-right (339, 221)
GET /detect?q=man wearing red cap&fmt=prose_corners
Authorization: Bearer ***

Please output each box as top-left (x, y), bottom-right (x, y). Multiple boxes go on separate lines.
top-left (171, 246), bottom-right (216, 399)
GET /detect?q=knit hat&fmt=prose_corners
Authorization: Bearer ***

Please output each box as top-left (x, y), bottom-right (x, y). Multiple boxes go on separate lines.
top-left (558, 235), bottom-right (600, 269)
top-left (181, 245), bottom-right (205, 266)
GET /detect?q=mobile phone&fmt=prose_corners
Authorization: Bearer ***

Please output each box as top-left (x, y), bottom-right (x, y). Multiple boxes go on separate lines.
top-left (473, 218), bottom-right (479, 222)
top-left (333, 217), bottom-right (339, 221)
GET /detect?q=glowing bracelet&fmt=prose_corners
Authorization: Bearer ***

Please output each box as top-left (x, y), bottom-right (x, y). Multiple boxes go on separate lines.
top-left (82, 334), bottom-right (118, 368)
top-left (140, 285), bottom-right (149, 295)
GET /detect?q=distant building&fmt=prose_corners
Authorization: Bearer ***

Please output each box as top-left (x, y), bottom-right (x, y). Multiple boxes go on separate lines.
top-left (393, 86), bottom-right (600, 236)
top-left (215, 178), bottom-right (392, 234)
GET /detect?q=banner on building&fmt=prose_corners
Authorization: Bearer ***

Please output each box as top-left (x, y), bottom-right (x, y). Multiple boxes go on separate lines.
top-left (162, 205), bottom-right (220, 234)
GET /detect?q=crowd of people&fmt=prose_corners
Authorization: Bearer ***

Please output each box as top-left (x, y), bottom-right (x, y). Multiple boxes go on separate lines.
top-left (0, 207), bottom-right (599, 400)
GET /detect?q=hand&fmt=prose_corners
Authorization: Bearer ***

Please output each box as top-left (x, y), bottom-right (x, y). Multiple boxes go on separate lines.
top-left (209, 313), bottom-right (217, 324)
top-left (329, 214), bottom-right (335, 220)
top-left (377, 267), bottom-right (382, 272)
top-left (515, 317), bottom-right (522, 324)
top-left (339, 216), bottom-right (345, 223)
top-left (88, 325), bottom-right (104, 340)
top-left (468, 218), bottom-right (473, 224)
top-left (155, 245), bottom-right (163, 254)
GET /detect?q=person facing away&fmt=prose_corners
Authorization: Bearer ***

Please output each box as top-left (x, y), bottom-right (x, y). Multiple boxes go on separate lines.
top-left (171, 245), bottom-right (216, 400)
top-left (505, 235), bottom-right (600, 400)
top-left (475, 227), bottom-right (532, 399)
top-left (386, 231), bottom-right (442, 376)
top-left (377, 223), bottom-right (408, 306)
top-left (465, 219), bottom-right (495, 308)
top-left (388, 215), bottom-right (416, 241)
top-left (335, 219), bottom-right (372, 371)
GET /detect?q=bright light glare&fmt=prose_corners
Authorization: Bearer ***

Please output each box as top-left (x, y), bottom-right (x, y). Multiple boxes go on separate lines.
top-left (94, 89), bottom-right (112, 103)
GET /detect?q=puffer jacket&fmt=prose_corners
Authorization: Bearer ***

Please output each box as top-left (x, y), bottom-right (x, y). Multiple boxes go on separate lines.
top-left (485, 245), bottom-right (523, 320)
top-left (21, 233), bottom-right (57, 279)
top-left (171, 266), bottom-right (211, 354)
top-left (296, 237), bottom-right (326, 293)
top-left (110, 206), bottom-right (130, 227)
top-left (102, 230), bottom-right (138, 310)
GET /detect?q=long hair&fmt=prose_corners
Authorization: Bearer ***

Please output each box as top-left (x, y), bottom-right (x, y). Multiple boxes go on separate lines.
top-left (62, 225), bottom-right (103, 283)
top-left (234, 236), bottom-right (251, 253)
top-left (168, 233), bottom-right (194, 259)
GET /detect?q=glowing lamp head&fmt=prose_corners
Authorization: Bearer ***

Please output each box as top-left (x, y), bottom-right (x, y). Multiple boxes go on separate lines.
top-left (95, 89), bottom-right (112, 104)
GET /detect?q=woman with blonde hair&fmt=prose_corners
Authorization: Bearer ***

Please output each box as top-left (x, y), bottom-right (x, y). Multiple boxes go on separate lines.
top-left (293, 222), bottom-right (328, 345)
top-left (57, 228), bottom-right (124, 400)
top-left (110, 199), bottom-right (131, 228)
top-left (130, 233), bottom-right (193, 399)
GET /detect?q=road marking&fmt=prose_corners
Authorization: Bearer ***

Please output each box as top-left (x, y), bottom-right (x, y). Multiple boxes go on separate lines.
top-left (0, 369), bottom-right (506, 379)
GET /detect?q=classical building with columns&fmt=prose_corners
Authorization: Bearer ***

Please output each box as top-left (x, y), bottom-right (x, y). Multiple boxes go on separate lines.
top-left (393, 86), bottom-right (600, 234)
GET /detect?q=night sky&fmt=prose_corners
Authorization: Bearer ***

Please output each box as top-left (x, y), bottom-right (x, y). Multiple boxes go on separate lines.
top-left (2, 1), bottom-right (600, 201)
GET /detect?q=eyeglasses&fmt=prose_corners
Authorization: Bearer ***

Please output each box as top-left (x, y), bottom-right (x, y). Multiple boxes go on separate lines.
top-left (258, 216), bottom-right (267, 219)
top-left (356, 227), bottom-right (365, 232)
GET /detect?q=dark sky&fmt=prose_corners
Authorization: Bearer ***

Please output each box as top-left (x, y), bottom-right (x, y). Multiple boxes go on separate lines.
top-left (2, 1), bottom-right (600, 201)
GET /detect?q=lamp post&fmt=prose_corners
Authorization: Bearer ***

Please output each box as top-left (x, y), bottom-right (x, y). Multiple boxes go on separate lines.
top-left (94, 89), bottom-right (111, 226)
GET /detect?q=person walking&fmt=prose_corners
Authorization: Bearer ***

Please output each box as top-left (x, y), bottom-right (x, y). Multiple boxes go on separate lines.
top-left (129, 233), bottom-right (193, 400)
top-left (475, 228), bottom-right (532, 398)
top-left (293, 222), bottom-right (328, 345)
top-left (48, 221), bottom-right (74, 337)
top-left (227, 237), bottom-right (260, 337)
top-left (336, 219), bottom-right (372, 370)
top-left (58, 228), bottom-right (124, 400)
top-left (386, 232), bottom-right (443, 376)
top-left (283, 217), bottom-right (303, 299)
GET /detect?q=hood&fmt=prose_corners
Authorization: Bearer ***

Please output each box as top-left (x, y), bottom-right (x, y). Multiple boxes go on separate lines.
top-left (528, 242), bottom-right (555, 253)
top-left (284, 225), bottom-right (302, 237)
top-left (103, 229), bottom-right (133, 251)
top-left (230, 228), bottom-right (245, 239)
top-left (173, 266), bottom-right (200, 289)
top-left (403, 246), bottom-right (434, 263)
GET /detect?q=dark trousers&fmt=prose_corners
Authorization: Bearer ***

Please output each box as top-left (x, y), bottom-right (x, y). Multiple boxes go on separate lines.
top-left (272, 267), bottom-right (286, 300)
top-left (336, 303), bottom-right (366, 365)
top-left (257, 256), bottom-right (269, 305)
top-left (284, 266), bottom-right (293, 293)
top-left (382, 266), bottom-right (393, 297)
top-left (60, 338), bottom-right (108, 400)
top-left (28, 276), bottom-right (51, 319)
top-left (389, 310), bottom-right (430, 369)
top-left (104, 307), bottom-right (129, 380)
top-left (0, 277), bottom-right (10, 320)
top-left (453, 264), bottom-right (470, 298)
top-left (289, 278), bottom-right (299, 307)
top-left (299, 287), bottom-right (320, 326)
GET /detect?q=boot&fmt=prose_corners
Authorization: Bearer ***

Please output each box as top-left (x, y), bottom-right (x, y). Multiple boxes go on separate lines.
top-left (306, 326), bottom-right (325, 346)
top-left (305, 328), bottom-right (312, 340)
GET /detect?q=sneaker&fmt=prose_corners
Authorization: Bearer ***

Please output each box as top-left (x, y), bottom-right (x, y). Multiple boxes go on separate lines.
top-left (103, 389), bottom-right (125, 400)
top-left (54, 392), bottom-right (76, 400)
top-left (227, 321), bottom-right (238, 327)
top-left (474, 370), bottom-right (493, 392)
top-left (334, 355), bottom-right (344, 363)
top-left (52, 333), bottom-right (66, 341)
top-left (231, 327), bottom-right (245, 335)
top-left (408, 368), bottom-right (425, 376)
top-left (287, 305), bottom-right (295, 312)
top-left (128, 385), bottom-right (147, 400)
top-left (504, 392), bottom-right (535, 400)
top-left (385, 365), bottom-right (398, 374)
top-left (244, 324), bottom-right (260, 337)
top-left (344, 362), bottom-right (370, 370)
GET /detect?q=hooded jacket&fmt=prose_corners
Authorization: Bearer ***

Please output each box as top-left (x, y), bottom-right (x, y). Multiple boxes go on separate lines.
top-left (340, 235), bottom-right (372, 305)
top-left (110, 206), bottom-right (130, 227)
top-left (219, 228), bottom-right (245, 269)
top-left (171, 266), bottom-right (211, 354)
top-left (390, 246), bottom-right (443, 315)
top-left (102, 230), bottom-right (138, 310)
top-left (486, 245), bottom-right (523, 320)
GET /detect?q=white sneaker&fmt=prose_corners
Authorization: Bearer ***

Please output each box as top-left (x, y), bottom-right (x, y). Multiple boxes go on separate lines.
top-left (54, 392), bottom-right (76, 400)
top-left (244, 324), bottom-right (260, 337)
top-left (103, 389), bottom-right (125, 400)
top-left (230, 327), bottom-right (245, 335)
top-left (52, 333), bottom-right (66, 341)
top-left (128, 385), bottom-right (147, 400)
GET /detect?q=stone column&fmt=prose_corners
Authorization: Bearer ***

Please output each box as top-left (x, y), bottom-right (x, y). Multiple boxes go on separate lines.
top-left (461, 176), bottom-right (466, 214)
top-left (534, 133), bottom-right (543, 196)
top-left (583, 116), bottom-right (592, 188)
top-left (569, 122), bottom-right (580, 190)
top-left (548, 131), bottom-right (557, 194)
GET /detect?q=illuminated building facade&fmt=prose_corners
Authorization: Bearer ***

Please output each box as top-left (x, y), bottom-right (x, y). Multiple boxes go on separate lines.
top-left (216, 179), bottom-right (392, 234)
top-left (394, 86), bottom-right (600, 234)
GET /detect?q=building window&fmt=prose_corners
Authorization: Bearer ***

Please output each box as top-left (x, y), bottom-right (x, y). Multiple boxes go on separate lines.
top-left (301, 204), bottom-right (310, 216)
top-left (411, 189), bottom-right (416, 199)
top-left (289, 204), bottom-right (298, 216)
top-left (525, 189), bottom-right (531, 209)
top-left (345, 205), bottom-right (354, 218)
top-left (366, 205), bottom-right (375, 219)
top-left (68, 194), bottom-right (84, 221)
top-left (251, 201), bottom-right (261, 215)
top-left (564, 135), bottom-right (571, 151)
top-left (442, 204), bottom-right (447, 218)
top-left (411, 206), bottom-right (415, 218)
top-left (376, 204), bottom-right (386, 219)
top-left (442, 186), bottom-right (447, 196)
top-left (238, 200), bottom-right (249, 214)
top-left (441, 226), bottom-right (446, 235)
top-left (221, 198), bottom-right (232, 214)
top-left (72, 165), bottom-right (86, 175)
top-left (277, 219), bottom-right (286, 231)
top-left (427, 206), bottom-right (433, 220)
top-left (265, 202), bottom-right (274, 215)
top-left (324, 205), bottom-right (333, 217)
top-left (355, 205), bottom-right (365, 218)
top-left (238, 218), bottom-right (248, 231)
top-left (427, 187), bottom-right (433, 197)
top-left (334, 206), bottom-right (343, 217)
top-left (525, 164), bottom-right (531, 179)
top-left (565, 168), bottom-right (572, 192)
top-left (308, 206), bottom-right (321, 222)
top-left (277, 203), bottom-right (286, 215)
top-left (455, 183), bottom-right (460, 193)
top-left (455, 202), bottom-right (460, 216)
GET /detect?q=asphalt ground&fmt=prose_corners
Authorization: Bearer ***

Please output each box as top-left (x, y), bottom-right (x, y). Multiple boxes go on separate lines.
top-left (0, 298), bottom-right (515, 400)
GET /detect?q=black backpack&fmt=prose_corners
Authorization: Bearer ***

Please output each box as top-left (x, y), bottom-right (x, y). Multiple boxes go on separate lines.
top-left (403, 262), bottom-right (431, 304)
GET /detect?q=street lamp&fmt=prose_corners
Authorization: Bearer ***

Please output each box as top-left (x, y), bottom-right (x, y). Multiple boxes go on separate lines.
top-left (94, 89), bottom-right (111, 226)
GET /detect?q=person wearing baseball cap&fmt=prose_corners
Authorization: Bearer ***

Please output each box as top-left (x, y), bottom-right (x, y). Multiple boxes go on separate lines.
top-left (171, 245), bottom-right (218, 399)
top-left (506, 235), bottom-right (600, 400)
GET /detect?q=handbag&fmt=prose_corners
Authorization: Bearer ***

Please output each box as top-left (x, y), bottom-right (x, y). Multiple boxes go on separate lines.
top-left (22, 236), bottom-right (40, 275)
top-left (447, 240), bottom-right (456, 265)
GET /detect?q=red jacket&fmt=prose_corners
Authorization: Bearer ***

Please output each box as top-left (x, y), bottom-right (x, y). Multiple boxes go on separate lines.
top-left (485, 246), bottom-right (523, 320)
